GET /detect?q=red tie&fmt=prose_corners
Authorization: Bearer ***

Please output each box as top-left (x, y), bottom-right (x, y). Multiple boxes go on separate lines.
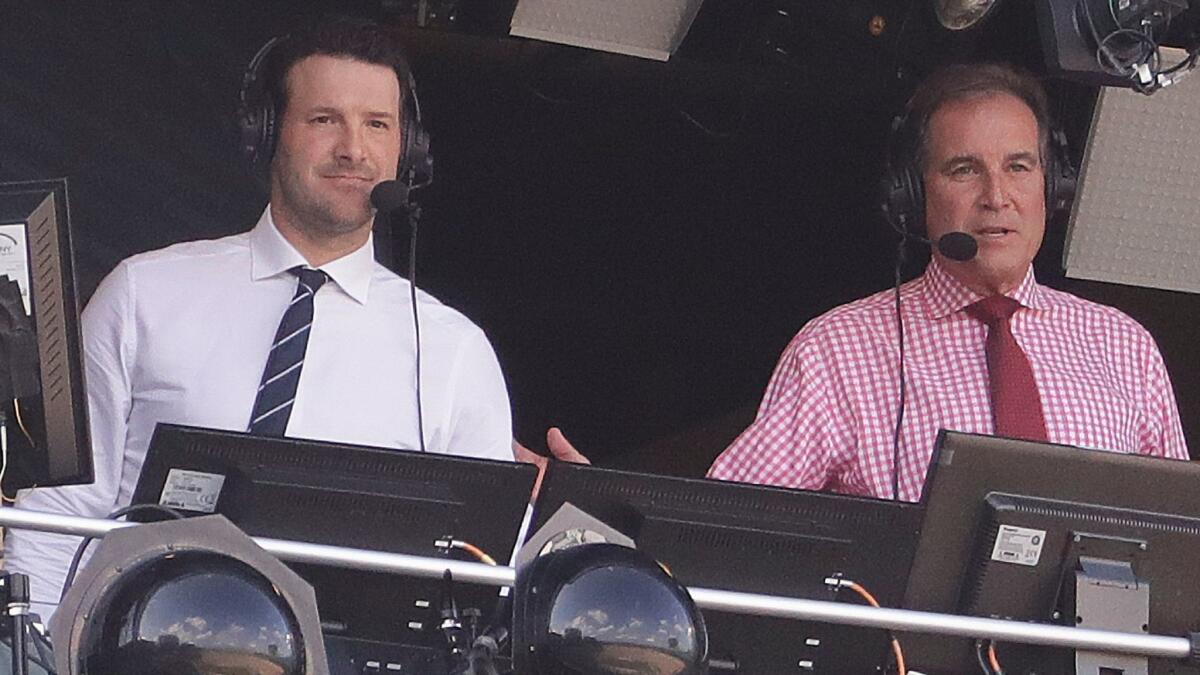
top-left (965, 295), bottom-right (1048, 442)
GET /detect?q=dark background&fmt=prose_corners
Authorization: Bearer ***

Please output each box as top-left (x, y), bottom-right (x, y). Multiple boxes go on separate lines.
top-left (2, 0), bottom-right (1198, 475)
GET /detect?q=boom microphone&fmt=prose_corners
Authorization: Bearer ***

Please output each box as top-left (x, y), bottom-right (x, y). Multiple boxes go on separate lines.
top-left (370, 178), bottom-right (428, 453)
top-left (370, 180), bottom-right (410, 214)
top-left (900, 230), bottom-right (978, 262)
top-left (888, 228), bottom-right (976, 500)
top-left (935, 232), bottom-right (978, 262)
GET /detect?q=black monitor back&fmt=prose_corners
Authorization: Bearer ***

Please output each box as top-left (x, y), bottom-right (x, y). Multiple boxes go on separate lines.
top-left (0, 178), bottom-right (91, 490)
top-left (131, 424), bottom-right (537, 652)
top-left (530, 462), bottom-right (924, 673)
top-left (904, 430), bottom-right (1200, 674)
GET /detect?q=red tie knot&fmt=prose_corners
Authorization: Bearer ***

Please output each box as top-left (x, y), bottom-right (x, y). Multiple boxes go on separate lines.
top-left (966, 295), bottom-right (1021, 326)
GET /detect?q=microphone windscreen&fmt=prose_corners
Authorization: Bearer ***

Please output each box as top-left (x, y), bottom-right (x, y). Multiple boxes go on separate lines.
top-left (937, 232), bottom-right (978, 262)
top-left (370, 180), bottom-right (409, 214)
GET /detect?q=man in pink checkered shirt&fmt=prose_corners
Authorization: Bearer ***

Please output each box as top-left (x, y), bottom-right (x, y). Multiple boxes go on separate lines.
top-left (706, 63), bottom-right (1188, 500)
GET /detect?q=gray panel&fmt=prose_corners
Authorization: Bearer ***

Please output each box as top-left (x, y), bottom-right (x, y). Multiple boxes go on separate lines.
top-left (1064, 69), bottom-right (1200, 293)
top-left (510, 0), bottom-right (705, 61)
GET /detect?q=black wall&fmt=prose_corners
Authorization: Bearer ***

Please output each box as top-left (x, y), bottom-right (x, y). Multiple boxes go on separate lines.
top-left (2, 0), bottom-right (1197, 476)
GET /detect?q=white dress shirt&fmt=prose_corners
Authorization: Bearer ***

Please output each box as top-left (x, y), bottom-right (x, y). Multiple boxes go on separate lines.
top-left (6, 207), bottom-right (514, 618)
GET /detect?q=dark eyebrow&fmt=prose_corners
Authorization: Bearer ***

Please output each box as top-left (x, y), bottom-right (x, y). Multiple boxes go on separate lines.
top-left (307, 106), bottom-right (340, 115)
top-left (936, 150), bottom-right (1040, 172)
top-left (302, 106), bottom-right (398, 122)
top-left (937, 154), bottom-right (981, 171)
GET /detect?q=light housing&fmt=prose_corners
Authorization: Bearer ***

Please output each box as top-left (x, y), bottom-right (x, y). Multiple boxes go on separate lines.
top-left (934, 0), bottom-right (1003, 30)
top-left (52, 515), bottom-right (329, 675)
top-left (513, 543), bottom-right (708, 675)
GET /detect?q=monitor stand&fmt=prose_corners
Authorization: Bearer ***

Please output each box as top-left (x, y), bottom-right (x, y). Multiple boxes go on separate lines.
top-left (1061, 535), bottom-right (1150, 675)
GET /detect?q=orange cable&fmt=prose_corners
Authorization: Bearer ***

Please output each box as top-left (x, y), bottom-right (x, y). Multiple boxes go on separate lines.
top-left (451, 539), bottom-right (498, 566)
top-left (988, 641), bottom-right (1003, 674)
top-left (844, 580), bottom-right (907, 675)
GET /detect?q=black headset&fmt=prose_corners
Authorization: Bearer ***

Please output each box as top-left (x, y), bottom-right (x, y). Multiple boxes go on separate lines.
top-left (879, 103), bottom-right (1078, 235)
top-left (236, 35), bottom-right (433, 187)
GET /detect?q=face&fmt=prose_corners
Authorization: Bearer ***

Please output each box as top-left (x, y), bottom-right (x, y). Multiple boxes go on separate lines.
top-left (922, 92), bottom-right (1046, 295)
top-left (270, 54), bottom-right (403, 239)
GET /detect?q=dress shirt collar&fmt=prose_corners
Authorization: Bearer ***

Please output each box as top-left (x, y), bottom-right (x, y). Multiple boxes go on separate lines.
top-left (249, 206), bottom-right (375, 305)
top-left (919, 256), bottom-right (1046, 320)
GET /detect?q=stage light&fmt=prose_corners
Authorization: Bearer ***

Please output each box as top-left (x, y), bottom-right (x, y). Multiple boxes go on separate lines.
top-left (509, 0), bottom-right (706, 61)
top-left (1036, 0), bottom-right (1195, 91)
top-left (52, 515), bottom-right (329, 675)
top-left (513, 543), bottom-right (708, 675)
top-left (934, 0), bottom-right (1002, 30)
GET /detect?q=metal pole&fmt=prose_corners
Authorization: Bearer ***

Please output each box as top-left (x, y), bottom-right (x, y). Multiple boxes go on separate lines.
top-left (687, 587), bottom-right (1187, 659)
top-left (0, 507), bottom-right (513, 588)
top-left (0, 507), bottom-right (1191, 660)
top-left (4, 573), bottom-right (31, 675)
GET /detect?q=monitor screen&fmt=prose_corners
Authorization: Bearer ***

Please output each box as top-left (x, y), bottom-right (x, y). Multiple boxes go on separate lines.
top-left (903, 430), bottom-right (1200, 674)
top-left (130, 423), bottom-right (537, 656)
top-left (0, 178), bottom-right (91, 491)
top-left (529, 461), bottom-right (925, 673)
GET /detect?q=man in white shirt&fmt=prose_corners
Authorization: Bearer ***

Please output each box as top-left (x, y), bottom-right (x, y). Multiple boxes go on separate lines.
top-left (6, 17), bottom-right (519, 620)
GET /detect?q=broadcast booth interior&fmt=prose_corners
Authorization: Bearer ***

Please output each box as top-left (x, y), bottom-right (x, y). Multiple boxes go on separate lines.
top-left (903, 430), bottom-right (1200, 675)
top-left (529, 461), bottom-right (924, 673)
top-left (0, 178), bottom-right (92, 493)
top-left (129, 424), bottom-right (537, 672)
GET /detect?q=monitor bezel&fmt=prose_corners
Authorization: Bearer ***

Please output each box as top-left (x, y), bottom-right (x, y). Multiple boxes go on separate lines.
top-left (0, 177), bottom-right (92, 490)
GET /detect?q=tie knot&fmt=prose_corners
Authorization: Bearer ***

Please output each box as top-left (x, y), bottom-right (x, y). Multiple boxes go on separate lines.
top-left (290, 266), bottom-right (328, 293)
top-left (966, 295), bottom-right (1021, 325)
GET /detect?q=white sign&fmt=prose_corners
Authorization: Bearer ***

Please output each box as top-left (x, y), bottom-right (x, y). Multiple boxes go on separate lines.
top-left (989, 524), bottom-right (1046, 567)
top-left (159, 468), bottom-right (226, 514)
top-left (0, 223), bottom-right (31, 315)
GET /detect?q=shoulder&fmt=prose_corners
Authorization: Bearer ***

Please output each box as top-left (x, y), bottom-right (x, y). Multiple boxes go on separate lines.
top-left (85, 232), bottom-right (251, 316)
top-left (788, 285), bottom-right (899, 352)
top-left (1039, 285), bottom-right (1157, 346)
top-left (368, 265), bottom-right (492, 344)
top-left (113, 231), bottom-right (251, 280)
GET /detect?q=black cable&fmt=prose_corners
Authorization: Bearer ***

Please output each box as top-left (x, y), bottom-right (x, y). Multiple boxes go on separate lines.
top-left (975, 639), bottom-right (995, 674)
top-left (1077, 0), bottom-right (1165, 93)
top-left (891, 235), bottom-right (909, 502)
top-left (1098, 29), bottom-right (1159, 75)
top-left (1159, 48), bottom-right (1199, 76)
top-left (405, 178), bottom-right (427, 454)
top-left (59, 503), bottom-right (184, 602)
top-left (0, 634), bottom-right (53, 673)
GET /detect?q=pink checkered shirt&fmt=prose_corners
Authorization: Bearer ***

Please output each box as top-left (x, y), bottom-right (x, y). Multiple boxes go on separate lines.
top-left (707, 259), bottom-right (1188, 501)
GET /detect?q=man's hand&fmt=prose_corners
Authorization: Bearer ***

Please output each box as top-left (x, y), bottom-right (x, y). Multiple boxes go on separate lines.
top-left (513, 427), bottom-right (591, 501)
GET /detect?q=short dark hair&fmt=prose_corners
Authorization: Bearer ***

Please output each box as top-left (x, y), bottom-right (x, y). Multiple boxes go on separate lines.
top-left (906, 62), bottom-right (1051, 172)
top-left (263, 17), bottom-right (413, 123)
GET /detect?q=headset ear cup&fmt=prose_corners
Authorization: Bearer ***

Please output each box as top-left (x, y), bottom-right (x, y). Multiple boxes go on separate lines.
top-left (258, 95), bottom-right (277, 170)
top-left (880, 112), bottom-right (925, 236)
top-left (1045, 128), bottom-right (1077, 215)
top-left (238, 36), bottom-right (286, 176)
top-left (880, 162), bottom-right (924, 235)
top-left (237, 93), bottom-right (275, 177)
top-left (903, 164), bottom-right (925, 234)
top-left (237, 85), bottom-right (269, 168)
top-left (398, 79), bottom-right (433, 186)
top-left (404, 121), bottom-right (433, 183)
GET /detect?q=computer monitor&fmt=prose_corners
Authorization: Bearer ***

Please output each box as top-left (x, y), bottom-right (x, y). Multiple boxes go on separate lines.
top-left (0, 178), bottom-right (91, 491)
top-left (903, 430), bottom-right (1200, 675)
top-left (130, 424), bottom-right (537, 663)
top-left (529, 462), bottom-right (925, 673)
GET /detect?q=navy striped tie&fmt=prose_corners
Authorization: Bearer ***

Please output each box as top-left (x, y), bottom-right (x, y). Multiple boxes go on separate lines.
top-left (248, 266), bottom-right (328, 436)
